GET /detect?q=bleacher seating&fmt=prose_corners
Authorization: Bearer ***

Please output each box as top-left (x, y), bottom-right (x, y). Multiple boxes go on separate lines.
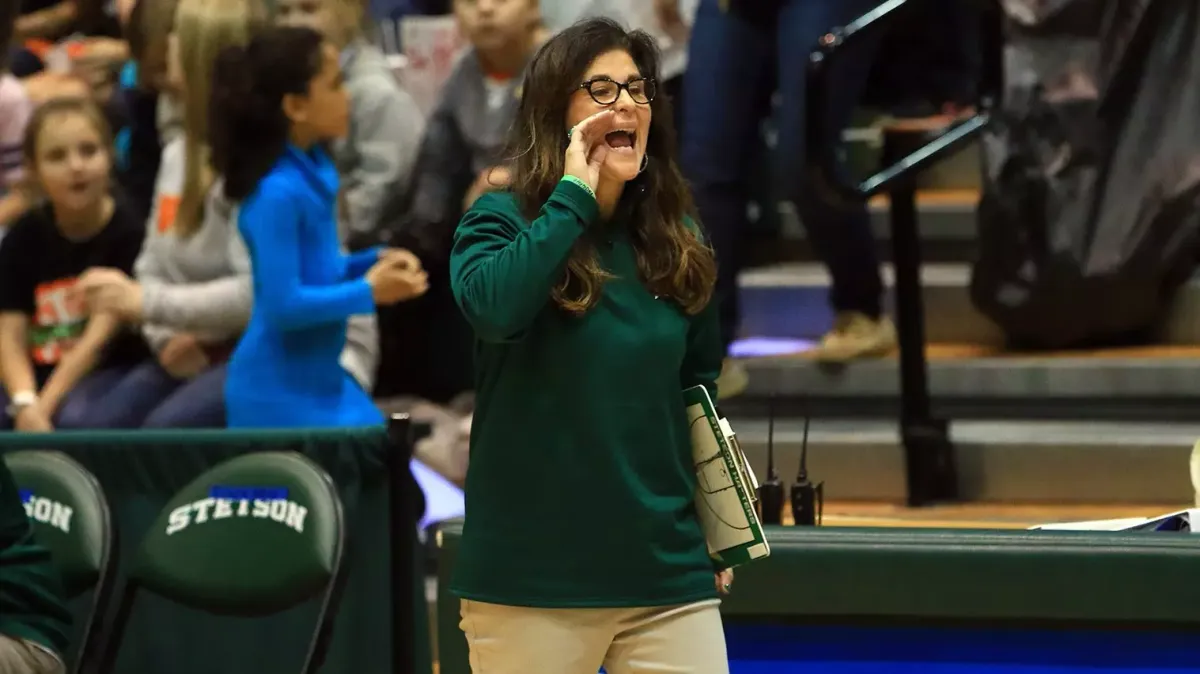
top-left (725, 0), bottom-right (1200, 508)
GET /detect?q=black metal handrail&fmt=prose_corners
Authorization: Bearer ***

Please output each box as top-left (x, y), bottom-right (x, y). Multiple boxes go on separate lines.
top-left (806, 0), bottom-right (993, 203)
top-left (803, 0), bottom-right (997, 506)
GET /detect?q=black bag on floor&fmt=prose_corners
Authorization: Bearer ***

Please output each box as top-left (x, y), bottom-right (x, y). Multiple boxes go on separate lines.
top-left (970, 0), bottom-right (1200, 349)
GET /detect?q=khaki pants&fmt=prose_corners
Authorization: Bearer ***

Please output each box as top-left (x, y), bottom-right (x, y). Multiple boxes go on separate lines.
top-left (0, 635), bottom-right (63, 674)
top-left (460, 598), bottom-right (729, 674)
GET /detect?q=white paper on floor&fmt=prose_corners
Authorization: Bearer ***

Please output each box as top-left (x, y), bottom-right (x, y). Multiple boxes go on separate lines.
top-left (1029, 509), bottom-right (1200, 532)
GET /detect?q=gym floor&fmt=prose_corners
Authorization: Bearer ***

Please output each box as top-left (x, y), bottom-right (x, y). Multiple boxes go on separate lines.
top-left (781, 501), bottom-right (1189, 529)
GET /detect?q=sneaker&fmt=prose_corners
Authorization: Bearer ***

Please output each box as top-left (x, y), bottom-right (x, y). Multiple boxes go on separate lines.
top-left (715, 358), bottom-right (749, 400)
top-left (814, 312), bottom-right (898, 363)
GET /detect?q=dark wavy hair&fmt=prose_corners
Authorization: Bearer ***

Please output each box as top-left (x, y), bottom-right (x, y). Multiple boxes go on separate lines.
top-left (209, 25), bottom-right (325, 201)
top-left (504, 17), bottom-right (717, 316)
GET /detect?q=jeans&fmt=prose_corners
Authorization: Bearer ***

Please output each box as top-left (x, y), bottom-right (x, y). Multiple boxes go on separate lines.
top-left (81, 360), bottom-right (228, 429)
top-left (0, 367), bottom-right (131, 430)
top-left (8, 47), bottom-right (44, 78)
top-left (681, 0), bottom-right (885, 348)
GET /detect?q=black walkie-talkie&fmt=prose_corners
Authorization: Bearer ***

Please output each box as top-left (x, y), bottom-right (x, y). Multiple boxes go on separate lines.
top-left (757, 394), bottom-right (785, 525)
top-left (790, 403), bottom-right (824, 526)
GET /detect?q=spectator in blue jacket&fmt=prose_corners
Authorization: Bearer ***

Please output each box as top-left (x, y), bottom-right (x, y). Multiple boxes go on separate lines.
top-left (208, 25), bottom-right (428, 428)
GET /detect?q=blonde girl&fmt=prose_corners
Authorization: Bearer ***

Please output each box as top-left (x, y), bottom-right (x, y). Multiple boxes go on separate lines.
top-left (72, 0), bottom-right (265, 428)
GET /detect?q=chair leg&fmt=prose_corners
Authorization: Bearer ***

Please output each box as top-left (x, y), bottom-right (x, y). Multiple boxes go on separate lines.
top-left (300, 563), bottom-right (351, 674)
top-left (74, 528), bottom-right (119, 674)
top-left (88, 583), bottom-right (139, 674)
top-left (73, 576), bottom-right (114, 674)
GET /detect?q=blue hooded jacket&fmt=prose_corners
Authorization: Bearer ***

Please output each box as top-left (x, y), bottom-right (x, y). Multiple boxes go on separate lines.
top-left (225, 144), bottom-right (384, 428)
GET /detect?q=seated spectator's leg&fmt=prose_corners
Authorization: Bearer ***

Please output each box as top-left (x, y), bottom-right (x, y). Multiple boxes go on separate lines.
top-left (60, 360), bottom-right (182, 429)
top-left (20, 71), bottom-right (90, 105)
top-left (7, 46), bottom-right (45, 78)
top-left (680, 0), bottom-right (775, 394)
top-left (776, 0), bottom-right (893, 361)
top-left (0, 633), bottom-right (65, 674)
top-left (929, 0), bottom-right (983, 112)
top-left (142, 364), bottom-right (227, 429)
top-left (53, 365), bottom-right (150, 429)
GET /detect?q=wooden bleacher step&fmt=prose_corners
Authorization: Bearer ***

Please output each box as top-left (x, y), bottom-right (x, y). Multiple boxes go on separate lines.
top-left (738, 261), bottom-right (1200, 347)
top-left (725, 416), bottom-right (1198, 505)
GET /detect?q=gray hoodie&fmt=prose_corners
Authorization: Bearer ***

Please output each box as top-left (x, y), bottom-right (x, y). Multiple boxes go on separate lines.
top-left (407, 48), bottom-right (524, 234)
top-left (333, 40), bottom-right (425, 240)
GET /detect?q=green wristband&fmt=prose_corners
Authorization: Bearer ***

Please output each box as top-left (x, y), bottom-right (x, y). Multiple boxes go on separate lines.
top-left (561, 175), bottom-right (596, 200)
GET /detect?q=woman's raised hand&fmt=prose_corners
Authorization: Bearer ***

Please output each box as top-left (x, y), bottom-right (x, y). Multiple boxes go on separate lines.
top-left (564, 110), bottom-right (615, 193)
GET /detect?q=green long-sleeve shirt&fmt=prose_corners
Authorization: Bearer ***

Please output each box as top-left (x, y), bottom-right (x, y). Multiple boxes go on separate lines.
top-left (0, 459), bottom-right (71, 656)
top-left (448, 179), bottom-right (723, 607)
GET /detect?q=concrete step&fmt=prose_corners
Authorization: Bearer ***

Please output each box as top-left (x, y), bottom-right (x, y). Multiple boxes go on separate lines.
top-left (727, 417), bottom-right (1198, 504)
top-left (738, 262), bottom-right (997, 344)
top-left (775, 189), bottom-right (978, 244)
top-left (738, 262), bottom-right (1200, 345)
top-left (725, 350), bottom-right (1200, 421)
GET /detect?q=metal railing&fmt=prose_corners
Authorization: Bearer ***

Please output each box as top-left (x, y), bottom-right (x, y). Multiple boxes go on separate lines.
top-left (805, 0), bottom-right (996, 506)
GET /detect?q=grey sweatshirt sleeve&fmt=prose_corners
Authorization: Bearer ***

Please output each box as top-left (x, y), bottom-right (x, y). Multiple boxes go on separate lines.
top-left (142, 323), bottom-right (176, 355)
top-left (140, 238), bottom-right (252, 335)
top-left (137, 194), bottom-right (253, 336)
top-left (141, 247), bottom-right (252, 333)
top-left (343, 83), bottom-right (425, 235)
top-left (133, 231), bottom-right (175, 353)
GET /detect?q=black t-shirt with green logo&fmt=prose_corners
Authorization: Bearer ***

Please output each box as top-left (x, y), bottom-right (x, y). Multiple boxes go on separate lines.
top-left (0, 198), bottom-right (147, 382)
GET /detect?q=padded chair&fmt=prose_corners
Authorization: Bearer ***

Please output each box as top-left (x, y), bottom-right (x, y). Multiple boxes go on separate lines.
top-left (3, 450), bottom-right (116, 674)
top-left (93, 451), bottom-right (348, 674)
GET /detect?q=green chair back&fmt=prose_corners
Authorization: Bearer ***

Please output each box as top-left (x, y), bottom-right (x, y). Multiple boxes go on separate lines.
top-left (134, 450), bottom-right (344, 614)
top-left (5, 450), bottom-right (112, 597)
top-left (95, 451), bottom-right (348, 674)
top-left (3, 450), bottom-right (116, 674)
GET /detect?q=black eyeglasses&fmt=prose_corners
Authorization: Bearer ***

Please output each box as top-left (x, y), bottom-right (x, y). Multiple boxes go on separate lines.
top-left (578, 76), bottom-right (656, 106)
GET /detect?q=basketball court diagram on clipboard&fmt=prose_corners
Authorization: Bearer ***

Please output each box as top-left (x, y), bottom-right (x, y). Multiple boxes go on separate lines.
top-left (685, 392), bottom-right (764, 560)
top-left (684, 385), bottom-right (771, 565)
top-left (690, 412), bottom-right (751, 534)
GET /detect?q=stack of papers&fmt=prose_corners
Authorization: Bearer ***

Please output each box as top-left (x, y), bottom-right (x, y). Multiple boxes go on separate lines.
top-left (1029, 509), bottom-right (1200, 532)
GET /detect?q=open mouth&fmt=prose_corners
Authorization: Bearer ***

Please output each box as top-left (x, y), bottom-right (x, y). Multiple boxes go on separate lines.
top-left (604, 129), bottom-right (637, 154)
